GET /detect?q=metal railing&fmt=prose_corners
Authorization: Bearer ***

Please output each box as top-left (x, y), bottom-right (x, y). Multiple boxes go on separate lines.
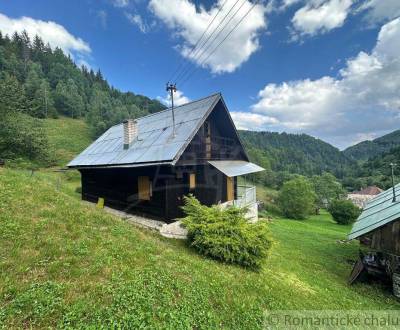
top-left (234, 185), bottom-right (256, 207)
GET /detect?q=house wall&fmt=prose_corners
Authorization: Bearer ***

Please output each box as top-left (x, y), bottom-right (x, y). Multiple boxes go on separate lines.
top-left (177, 101), bottom-right (248, 165)
top-left (80, 164), bottom-right (236, 222)
top-left (361, 220), bottom-right (400, 255)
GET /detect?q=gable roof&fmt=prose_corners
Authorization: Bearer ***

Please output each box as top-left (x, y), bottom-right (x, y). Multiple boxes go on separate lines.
top-left (348, 183), bottom-right (400, 240)
top-left (350, 186), bottom-right (383, 196)
top-left (68, 93), bottom-right (246, 168)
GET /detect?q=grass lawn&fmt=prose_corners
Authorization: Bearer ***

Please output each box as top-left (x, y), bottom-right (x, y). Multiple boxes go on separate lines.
top-left (1, 167), bottom-right (399, 329)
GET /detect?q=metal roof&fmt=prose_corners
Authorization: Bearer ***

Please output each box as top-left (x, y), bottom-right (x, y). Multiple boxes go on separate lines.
top-left (208, 160), bottom-right (265, 177)
top-left (348, 183), bottom-right (400, 240)
top-left (68, 93), bottom-right (221, 168)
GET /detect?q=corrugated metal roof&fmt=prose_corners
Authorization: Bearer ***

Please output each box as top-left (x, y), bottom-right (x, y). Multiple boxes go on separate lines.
top-left (68, 93), bottom-right (221, 168)
top-left (348, 183), bottom-right (400, 240)
top-left (208, 160), bottom-right (265, 177)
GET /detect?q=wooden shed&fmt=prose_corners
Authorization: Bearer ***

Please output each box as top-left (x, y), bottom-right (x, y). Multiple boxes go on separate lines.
top-left (348, 184), bottom-right (400, 296)
top-left (68, 93), bottom-right (264, 221)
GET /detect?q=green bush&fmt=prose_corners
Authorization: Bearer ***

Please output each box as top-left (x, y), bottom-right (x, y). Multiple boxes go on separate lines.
top-left (277, 177), bottom-right (316, 220)
top-left (328, 199), bottom-right (361, 225)
top-left (181, 195), bottom-right (272, 270)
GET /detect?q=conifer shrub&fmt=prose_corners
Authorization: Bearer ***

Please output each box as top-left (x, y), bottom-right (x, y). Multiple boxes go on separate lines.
top-left (181, 195), bottom-right (272, 270)
top-left (328, 199), bottom-right (361, 225)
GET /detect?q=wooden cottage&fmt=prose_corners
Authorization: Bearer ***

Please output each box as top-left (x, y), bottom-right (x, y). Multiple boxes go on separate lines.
top-left (68, 93), bottom-right (264, 221)
top-left (348, 184), bottom-right (400, 296)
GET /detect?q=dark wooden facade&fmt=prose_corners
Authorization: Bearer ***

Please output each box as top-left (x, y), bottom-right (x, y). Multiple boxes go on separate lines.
top-left (79, 100), bottom-right (246, 221)
top-left (360, 220), bottom-right (400, 256)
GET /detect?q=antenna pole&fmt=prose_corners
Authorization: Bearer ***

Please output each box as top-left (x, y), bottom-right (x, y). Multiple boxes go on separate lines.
top-left (166, 83), bottom-right (177, 137)
top-left (390, 163), bottom-right (397, 202)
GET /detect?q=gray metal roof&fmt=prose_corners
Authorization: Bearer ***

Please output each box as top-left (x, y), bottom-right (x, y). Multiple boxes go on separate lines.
top-left (348, 183), bottom-right (400, 240)
top-left (68, 93), bottom-right (221, 168)
top-left (208, 160), bottom-right (265, 177)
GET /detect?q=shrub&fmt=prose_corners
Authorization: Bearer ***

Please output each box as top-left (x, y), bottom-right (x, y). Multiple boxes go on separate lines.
top-left (181, 195), bottom-right (272, 270)
top-left (328, 199), bottom-right (361, 225)
top-left (277, 177), bottom-right (316, 220)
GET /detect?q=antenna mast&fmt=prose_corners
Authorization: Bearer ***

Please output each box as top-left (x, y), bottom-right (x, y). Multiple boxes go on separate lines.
top-left (390, 163), bottom-right (397, 202)
top-left (166, 83), bottom-right (177, 137)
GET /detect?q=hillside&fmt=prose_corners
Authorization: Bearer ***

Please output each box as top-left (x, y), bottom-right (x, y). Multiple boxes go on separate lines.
top-left (343, 130), bottom-right (400, 162)
top-left (239, 130), bottom-right (357, 179)
top-left (1, 167), bottom-right (399, 328)
top-left (0, 31), bottom-right (165, 166)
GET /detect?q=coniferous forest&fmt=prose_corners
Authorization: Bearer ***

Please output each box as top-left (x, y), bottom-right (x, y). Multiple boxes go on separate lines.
top-left (0, 31), bottom-right (165, 165)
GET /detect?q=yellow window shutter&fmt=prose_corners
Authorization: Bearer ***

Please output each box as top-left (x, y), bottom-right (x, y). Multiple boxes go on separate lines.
top-left (189, 173), bottom-right (196, 189)
top-left (227, 176), bottom-right (234, 201)
top-left (138, 176), bottom-right (150, 200)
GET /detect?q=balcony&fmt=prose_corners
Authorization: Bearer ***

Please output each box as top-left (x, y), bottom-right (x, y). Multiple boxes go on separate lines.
top-left (234, 185), bottom-right (256, 208)
top-left (219, 184), bottom-right (258, 222)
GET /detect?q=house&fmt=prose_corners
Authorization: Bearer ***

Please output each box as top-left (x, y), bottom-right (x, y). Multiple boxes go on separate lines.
top-left (348, 184), bottom-right (400, 297)
top-left (68, 93), bottom-right (265, 222)
top-left (347, 185), bottom-right (383, 208)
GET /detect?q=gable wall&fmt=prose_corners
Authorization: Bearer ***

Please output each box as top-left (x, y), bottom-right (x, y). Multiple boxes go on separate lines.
top-left (177, 100), bottom-right (247, 165)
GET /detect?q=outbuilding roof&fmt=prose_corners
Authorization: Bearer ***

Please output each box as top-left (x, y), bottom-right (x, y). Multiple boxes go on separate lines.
top-left (348, 183), bottom-right (400, 240)
top-left (68, 93), bottom-right (225, 168)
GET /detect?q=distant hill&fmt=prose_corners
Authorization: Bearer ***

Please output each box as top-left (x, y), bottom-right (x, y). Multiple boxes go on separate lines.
top-left (239, 130), bottom-right (357, 179)
top-left (343, 130), bottom-right (400, 162)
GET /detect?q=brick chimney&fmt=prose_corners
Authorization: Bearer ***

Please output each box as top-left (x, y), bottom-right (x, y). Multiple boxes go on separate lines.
top-left (123, 119), bottom-right (138, 149)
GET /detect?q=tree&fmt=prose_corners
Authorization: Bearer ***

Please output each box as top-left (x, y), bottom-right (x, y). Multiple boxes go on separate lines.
top-left (0, 73), bottom-right (28, 114)
top-left (311, 173), bottom-right (345, 214)
top-left (328, 199), bottom-right (361, 225)
top-left (277, 177), bottom-right (316, 220)
top-left (54, 79), bottom-right (84, 118)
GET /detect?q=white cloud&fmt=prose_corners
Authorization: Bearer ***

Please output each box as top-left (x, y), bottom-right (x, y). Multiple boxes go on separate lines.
top-left (158, 90), bottom-right (191, 106)
top-left (358, 0), bottom-right (400, 25)
top-left (291, 0), bottom-right (353, 39)
top-left (0, 12), bottom-right (91, 57)
top-left (233, 17), bottom-right (400, 148)
top-left (125, 13), bottom-right (149, 33)
top-left (149, 0), bottom-right (269, 74)
top-left (231, 112), bottom-right (279, 130)
top-left (97, 10), bottom-right (108, 29)
top-left (111, 0), bottom-right (130, 7)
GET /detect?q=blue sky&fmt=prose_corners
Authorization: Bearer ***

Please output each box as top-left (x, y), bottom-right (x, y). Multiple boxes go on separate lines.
top-left (0, 0), bottom-right (399, 149)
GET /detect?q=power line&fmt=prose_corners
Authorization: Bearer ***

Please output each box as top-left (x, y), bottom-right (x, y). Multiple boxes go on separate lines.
top-left (179, 0), bottom-right (260, 87)
top-left (174, 0), bottom-right (242, 84)
top-left (177, 0), bottom-right (248, 85)
top-left (168, 0), bottom-right (229, 83)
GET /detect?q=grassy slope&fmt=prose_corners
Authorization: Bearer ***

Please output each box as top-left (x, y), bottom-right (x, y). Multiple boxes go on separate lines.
top-left (1, 168), bottom-right (399, 329)
top-left (43, 116), bottom-right (92, 167)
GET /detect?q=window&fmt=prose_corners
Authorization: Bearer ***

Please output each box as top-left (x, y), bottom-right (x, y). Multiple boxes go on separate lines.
top-left (189, 173), bottom-right (196, 190)
top-left (138, 176), bottom-right (151, 200)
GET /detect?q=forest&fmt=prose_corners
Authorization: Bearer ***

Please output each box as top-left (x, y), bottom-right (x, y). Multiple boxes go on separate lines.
top-left (0, 31), bottom-right (165, 165)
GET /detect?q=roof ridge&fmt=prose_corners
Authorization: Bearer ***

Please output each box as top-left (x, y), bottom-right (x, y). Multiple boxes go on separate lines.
top-left (107, 92), bottom-right (221, 129)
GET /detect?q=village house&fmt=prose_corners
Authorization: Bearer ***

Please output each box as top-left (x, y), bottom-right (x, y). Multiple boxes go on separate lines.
top-left (347, 185), bottom-right (383, 208)
top-left (68, 93), bottom-right (264, 221)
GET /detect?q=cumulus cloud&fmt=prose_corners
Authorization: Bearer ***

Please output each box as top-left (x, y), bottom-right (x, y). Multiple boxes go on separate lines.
top-left (149, 0), bottom-right (268, 74)
top-left (158, 90), bottom-right (191, 106)
top-left (291, 0), bottom-right (353, 39)
top-left (232, 17), bottom-right (400, 148)
top-left (125, 13), bottom-right (150, 33)
top-left (358, 0), bottom-right (400, 26)
top-left (0, 12), bottom-right (91, 57)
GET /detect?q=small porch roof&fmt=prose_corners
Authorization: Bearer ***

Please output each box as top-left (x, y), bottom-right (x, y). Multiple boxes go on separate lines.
top-left (208, 160), bottom-right (265, 177)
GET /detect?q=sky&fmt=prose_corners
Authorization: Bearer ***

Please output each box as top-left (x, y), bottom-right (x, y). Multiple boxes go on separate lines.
top-left (0, 0), bottom-right (399, 149)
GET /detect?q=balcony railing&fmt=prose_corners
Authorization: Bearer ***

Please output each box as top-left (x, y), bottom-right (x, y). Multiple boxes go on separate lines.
top-left (234, 185), bottom-right (256, 207)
